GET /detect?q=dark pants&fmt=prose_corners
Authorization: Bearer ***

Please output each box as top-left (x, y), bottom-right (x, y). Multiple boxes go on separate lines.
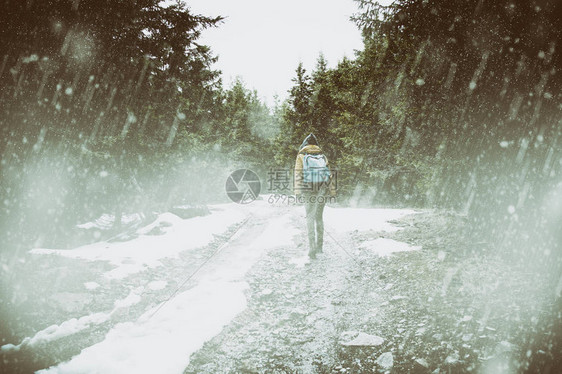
top-left (304, 191), bottom-right (327, 256)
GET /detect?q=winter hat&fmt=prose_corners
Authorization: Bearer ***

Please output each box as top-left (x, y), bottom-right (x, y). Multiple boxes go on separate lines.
top-left (299, 133), bottom-right (319, 150)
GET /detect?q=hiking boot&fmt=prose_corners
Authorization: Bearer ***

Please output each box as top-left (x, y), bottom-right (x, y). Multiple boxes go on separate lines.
top-left (308, 243), bottom-right (317, 259)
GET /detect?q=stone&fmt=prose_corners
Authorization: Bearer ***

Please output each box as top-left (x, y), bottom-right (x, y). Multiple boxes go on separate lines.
top-left (340, 331), bottom-right (384, 346)
top-left (376, 352), bottom-right (394, 370)
top-left (444, 351), bottom-right (460, 364)
top-left (415, 358), bottom-right (429, 368)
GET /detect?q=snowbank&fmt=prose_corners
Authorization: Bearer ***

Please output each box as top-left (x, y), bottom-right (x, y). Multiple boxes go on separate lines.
top-left (39, 210), bottom-right (299, 374)
top-left (38, 280), bottom-right (248, 374)
top-left (1, 288), bottom-right (144, 352)
top-left (76, 213), bottom-right (145, 230)
top-left (31, 206), bottom-right (247, 279)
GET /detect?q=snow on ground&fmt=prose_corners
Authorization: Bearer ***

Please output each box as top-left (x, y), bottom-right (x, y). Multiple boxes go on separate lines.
top-left (360, 238), bottom-right (421, 257)
top-left (113, 287), bottom-right (143, 309)
top-left (22, 199), bottom-right (418, 374)
top-left (289, 255), bottom-right (311, 268)
top-left (147, 280), bottom-right (167, 291)
top-left (1, 288), bottom-right (144, 353)
top-left (76, 213), bottom-right (145, 230)
top-left (290, 206), bottom-right (417, 266)
top-left (38, 280), bottom-right (248, 374)
top-left (38, 211), bottom-right (300, 374)
top-left (324, 207), bottom-right (417, 233)
top-left (83, 282), bottom-right (99, 290)
top-left (31, 205), bottom-right (247, 279)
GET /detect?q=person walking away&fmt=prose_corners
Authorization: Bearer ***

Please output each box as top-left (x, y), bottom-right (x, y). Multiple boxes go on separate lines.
top-left (294, 133), bottom-right (336, 259)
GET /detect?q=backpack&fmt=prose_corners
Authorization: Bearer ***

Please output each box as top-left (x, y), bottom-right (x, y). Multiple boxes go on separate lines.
top-left (303, 153), bottom-right (331, 183)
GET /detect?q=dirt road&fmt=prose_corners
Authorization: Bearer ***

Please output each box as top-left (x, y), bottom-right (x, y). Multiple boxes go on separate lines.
top-left (3, 200), bottom-right (556, 373)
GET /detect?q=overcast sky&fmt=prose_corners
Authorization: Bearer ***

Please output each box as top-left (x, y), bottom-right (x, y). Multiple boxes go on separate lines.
top-left (186, 0), bottom-right (375, 105)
